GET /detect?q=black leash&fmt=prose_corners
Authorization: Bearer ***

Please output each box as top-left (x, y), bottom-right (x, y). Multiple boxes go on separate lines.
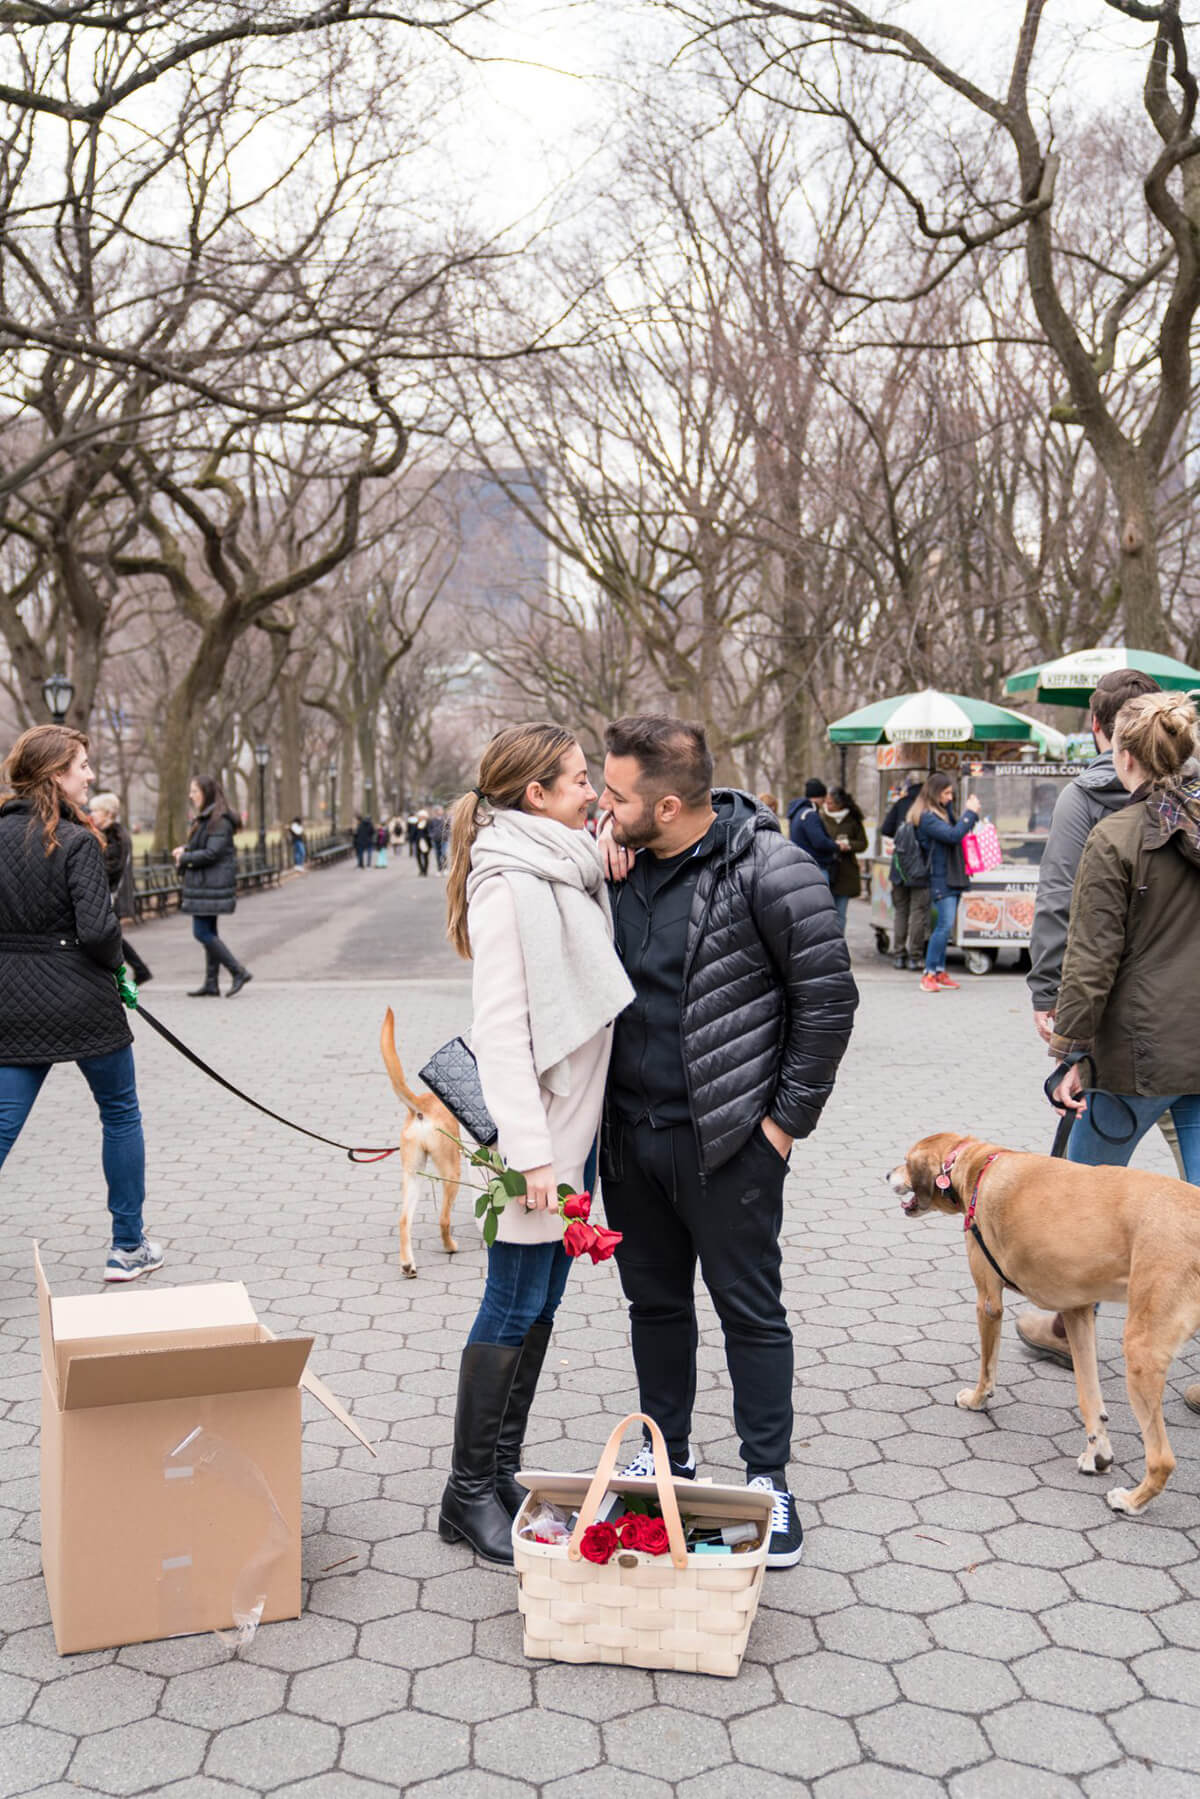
top-left (135, 1003), bottom-right (400, 1163)
top-left (1044, 1053), bottom-right (1139, 1158)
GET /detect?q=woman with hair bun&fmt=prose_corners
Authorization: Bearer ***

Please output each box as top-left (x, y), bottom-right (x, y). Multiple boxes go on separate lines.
top-left (0, 725), bottom-right (162, 1281)
top-left (1052, 691), bottom-right (1200, 1179)
top-left (439, 723), bottom-right (634, 1563)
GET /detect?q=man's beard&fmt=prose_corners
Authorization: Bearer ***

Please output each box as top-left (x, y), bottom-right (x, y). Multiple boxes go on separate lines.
top-left (610, 799), bottom-right (659, 850)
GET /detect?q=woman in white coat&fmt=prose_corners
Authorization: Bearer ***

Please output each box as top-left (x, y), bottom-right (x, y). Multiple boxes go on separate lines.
top-left (440, 723), bottom-right (634, 1562)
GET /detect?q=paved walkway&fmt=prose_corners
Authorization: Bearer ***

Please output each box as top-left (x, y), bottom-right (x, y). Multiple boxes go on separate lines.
top-left (0, 857), bottom-right (1195, 1797)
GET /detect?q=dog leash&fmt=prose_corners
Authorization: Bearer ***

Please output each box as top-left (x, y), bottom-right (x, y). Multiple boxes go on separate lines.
top-left (1044, 1054), bottom-right (1139, 1158)
top-left (134, 1003), bottom-right (400, 1163)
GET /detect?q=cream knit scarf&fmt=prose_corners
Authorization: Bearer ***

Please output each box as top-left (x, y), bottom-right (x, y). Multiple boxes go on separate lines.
top-left (466, 811), bottom-right (635, 1096)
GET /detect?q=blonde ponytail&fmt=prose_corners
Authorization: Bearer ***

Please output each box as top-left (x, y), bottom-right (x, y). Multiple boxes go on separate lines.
top-left (1113, 692), bottom-right (1198, 784)
top-left (444, 722), bottom-right (577, 959)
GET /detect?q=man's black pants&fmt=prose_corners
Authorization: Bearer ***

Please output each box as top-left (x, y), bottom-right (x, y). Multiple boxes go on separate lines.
top-left (600, 1116), bottom-right (793, 1478)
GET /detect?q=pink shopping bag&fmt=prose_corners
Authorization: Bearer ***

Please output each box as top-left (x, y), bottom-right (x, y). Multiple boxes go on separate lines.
top-left (963, 818), bottom-right (1003, 875)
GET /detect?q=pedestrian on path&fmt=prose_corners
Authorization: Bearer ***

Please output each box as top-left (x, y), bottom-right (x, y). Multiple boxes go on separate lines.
top-left (912, 774), bottom-right (979, 993)
top-left (819, 785), bottom-right (868, 933)
top-left (412, 809), bottom-right (431, 877)
top-left (1049, 692), bottom-right (1200, 1410)
top-left (353, 814), bottom-right (374, 868)
top-left (0, 726), bottom-right (163, 1282)
top-left (89, 790), bottom-right (152, 986)
top-left (438, 723), bottom-right (634, 1564)
top-left (174, 776), bottom-right (252, 998)
top-left (785, 778), bottom-right (838, 880)
top-left (598, 715), bottom-right (858, 1567)
top-left (1019, 667), bottom-right (1177, 1367)
top-left (374, 822), bottom-right (389, 868)
top-left (429, 804), bottom-right (448, 873)
top-left (289, 816), bottom-right (307, 869)
top-left (882, 774), bottom-right (928, 969)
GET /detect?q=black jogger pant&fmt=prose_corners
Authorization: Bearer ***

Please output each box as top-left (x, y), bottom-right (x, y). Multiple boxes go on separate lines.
top-left (600, 1115), bottom-right (794, 1479)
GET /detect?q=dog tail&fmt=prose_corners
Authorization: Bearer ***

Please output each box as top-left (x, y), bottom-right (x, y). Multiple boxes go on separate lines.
top-left (380, 1007), bottom-right (425, 1119)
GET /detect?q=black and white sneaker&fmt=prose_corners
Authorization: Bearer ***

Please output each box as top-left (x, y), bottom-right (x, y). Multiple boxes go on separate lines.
top-left (619, 1441), bottom-right (697, 1482)
top-left (749, 1475), bottom-right (804, 1567)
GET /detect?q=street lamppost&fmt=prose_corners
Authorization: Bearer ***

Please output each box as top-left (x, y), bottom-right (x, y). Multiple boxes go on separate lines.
top-left (254, 742), bottom-right (270, 860)
top-left (42, 672), bottom-right (74, 724)
top-left (328, 760), bottom-right (338, 835)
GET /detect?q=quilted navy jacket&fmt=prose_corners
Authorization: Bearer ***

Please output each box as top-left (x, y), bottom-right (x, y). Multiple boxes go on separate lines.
top-left (612, 790), bottom-right (858, 1172)
top-left (0, 799), bottom-right (131, 1064)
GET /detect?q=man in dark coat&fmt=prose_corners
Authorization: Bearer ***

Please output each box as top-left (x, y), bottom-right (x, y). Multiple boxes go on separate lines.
top-left (353, 814), bottom-right (375, 869)
top-left (599, 716), bottom-right (858, 1568)
top-left (786, 778), bottom-right (838, 877)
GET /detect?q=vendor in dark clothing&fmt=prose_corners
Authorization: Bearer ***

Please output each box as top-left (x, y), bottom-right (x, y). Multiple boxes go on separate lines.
top-left (786, 778), bottom-right (838, 877)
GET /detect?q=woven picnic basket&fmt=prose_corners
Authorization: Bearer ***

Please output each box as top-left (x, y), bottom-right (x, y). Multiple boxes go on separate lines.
top-left (512, 1412), bottom-right (773, 1678)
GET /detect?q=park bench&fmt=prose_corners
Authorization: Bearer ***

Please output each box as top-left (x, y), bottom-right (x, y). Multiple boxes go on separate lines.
top-left (234, 850), bottom-right (282, 894)
top-left (132, 862), bottom-right (180, 920)
top-left (307, 833), bottom-right (352, 868)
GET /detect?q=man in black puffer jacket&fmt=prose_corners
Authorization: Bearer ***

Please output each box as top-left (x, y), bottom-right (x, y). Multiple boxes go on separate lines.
top-left (599, 716), bottom-right (858, 1567)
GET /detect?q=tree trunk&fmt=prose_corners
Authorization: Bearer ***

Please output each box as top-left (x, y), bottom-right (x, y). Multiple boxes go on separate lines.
top-left (778, 557), bottom-right (812, 801)
top-left (1113, 457), bottom-right (1171, 652)
top-left (277, 663), bottom-right (307, 823)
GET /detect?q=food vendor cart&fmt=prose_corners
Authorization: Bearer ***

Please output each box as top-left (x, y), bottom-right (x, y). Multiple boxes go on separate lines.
top-left (828, 689), bottom-right (1073, 975)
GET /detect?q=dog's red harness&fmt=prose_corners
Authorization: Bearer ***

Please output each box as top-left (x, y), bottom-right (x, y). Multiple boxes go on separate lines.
top-left (939, 1143), bottom-right (1021, 1293)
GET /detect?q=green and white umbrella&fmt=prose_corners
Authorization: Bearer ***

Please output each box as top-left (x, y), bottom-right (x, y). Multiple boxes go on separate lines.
top-left (828, 688), bottom-right (1039, 745)
top-left (1004, 646), bottom-right (1200, 708)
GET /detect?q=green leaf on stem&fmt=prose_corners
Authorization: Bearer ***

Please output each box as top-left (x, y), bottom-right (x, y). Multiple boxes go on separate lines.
top-left (500, 1167), bottom-right (527, 1198)
top-left (474, 1193), bottom-right (491, 1218)
top-left (482, 1210), bottom-right (498, 1247)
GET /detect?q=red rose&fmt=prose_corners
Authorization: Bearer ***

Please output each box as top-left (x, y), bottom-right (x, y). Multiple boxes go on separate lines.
top-left (617, 1514), bottom-right (649, 1550)
top-left (637, 1517), bottom-right (671, 1556)
top-left (561, 1192), bottom-right (592, 1221)
top-left (563, 1219), bottom-right (598, 1258)
top-left (579, 1522), bottom-right (619, 1564)
top-left (586, 1226), bottom-right (623, 1264)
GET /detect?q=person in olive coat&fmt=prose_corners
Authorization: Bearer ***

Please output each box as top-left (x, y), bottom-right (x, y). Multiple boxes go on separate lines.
top-left (0, 725), bottom-right (163, 1281)
top-left (173, 776), bottom-right (252, 997)
top-left (818, 787), bottom-right (868, 934)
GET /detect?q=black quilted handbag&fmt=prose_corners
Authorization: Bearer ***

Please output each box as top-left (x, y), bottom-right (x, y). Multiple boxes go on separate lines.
top-left (418, 1037), bottom-right (498, 1146)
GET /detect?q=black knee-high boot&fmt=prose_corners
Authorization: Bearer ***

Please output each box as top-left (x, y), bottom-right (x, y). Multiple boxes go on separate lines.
top-left (438, 1342), bottom-right (522, 1563)
top-left (188, 945), bottom-right (220, 996)
top-left (210, 934), bottom-right (252, 996)
top-left (494, 1320), bottom-right (553, 1518)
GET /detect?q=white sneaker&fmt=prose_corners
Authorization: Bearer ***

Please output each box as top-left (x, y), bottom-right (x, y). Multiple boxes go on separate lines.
top-left (104, 1238), bottom-right (164, 1283)
top-left (619, 1441), bottom-right (696, 1482)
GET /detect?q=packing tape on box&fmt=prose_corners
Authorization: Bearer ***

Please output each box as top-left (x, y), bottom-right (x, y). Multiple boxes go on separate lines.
top-left (162, 1423), bottom-right (293, 1650)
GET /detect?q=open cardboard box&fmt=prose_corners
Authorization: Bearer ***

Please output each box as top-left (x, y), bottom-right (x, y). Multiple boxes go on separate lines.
top-left (35, 1244), bottom-right (374, 1655)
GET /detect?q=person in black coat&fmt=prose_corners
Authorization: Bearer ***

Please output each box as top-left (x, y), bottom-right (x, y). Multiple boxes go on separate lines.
top-left (90, 791), bottom-right (152, 985)
top-left (786, 778), bottom-right (838, 878)
top-left (0, 726), bottom-right (163, 1282)
top-left (353, 814), bottom-right (375, 868)
top-left (173, 776), bottom-right (252, 997)
top-left (600, 716), bottom-right (858, 1569)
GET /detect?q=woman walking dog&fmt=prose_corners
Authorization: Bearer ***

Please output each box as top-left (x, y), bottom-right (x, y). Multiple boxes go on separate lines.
top-left (438, 723), bottom-right (634, 1563)
top-left (0, 726), bottom-right (162, 1281)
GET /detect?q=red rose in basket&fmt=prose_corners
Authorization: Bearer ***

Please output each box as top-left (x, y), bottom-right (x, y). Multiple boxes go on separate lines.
top-left (635, 1516), bottom-right (671, 1556)
top-left (578, 1522), bottom-right (620, 1564)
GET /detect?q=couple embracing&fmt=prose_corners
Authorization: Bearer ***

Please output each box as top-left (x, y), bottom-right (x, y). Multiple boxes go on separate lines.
top-left (438, 715), bottom-right (858, 1569)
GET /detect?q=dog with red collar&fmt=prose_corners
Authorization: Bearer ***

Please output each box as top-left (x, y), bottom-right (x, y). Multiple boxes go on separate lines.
top-left (888, 1129), bottom-right (1200, 1516)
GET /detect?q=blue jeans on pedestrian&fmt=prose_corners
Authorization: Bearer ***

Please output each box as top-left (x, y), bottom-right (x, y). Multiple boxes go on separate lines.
top-left (832, 893), bottom-right (849, 933)
top-left (293, 840), bottom-right (306, 868)
top-left (192, 914), bottom-right (220, 948)
top-left (925, 893), bottom-right (959, 973)
top-left (0, 1046), bottom-right (147, 1248)
top-left (467, 1241), bottom-right (572, 1348)
top-left (1068, 1091), bottom-right (1200, 1184)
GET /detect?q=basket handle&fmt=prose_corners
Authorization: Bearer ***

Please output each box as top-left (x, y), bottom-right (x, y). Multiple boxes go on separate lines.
top-left (566, 1412), bottom-right (688, 1569)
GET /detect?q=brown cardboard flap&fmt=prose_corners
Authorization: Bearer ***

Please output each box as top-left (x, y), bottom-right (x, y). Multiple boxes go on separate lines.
top-left (34, 1242), bottom-right (58, 1406)
top-left (300, 1367), bottom-right (376, 1456)
top-left (61, 1336), bottom-right (314, 1411)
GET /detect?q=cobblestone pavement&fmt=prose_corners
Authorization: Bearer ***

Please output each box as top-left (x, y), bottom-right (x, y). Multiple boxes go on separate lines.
top-left (1, 858), bottom-right (1196, 1797)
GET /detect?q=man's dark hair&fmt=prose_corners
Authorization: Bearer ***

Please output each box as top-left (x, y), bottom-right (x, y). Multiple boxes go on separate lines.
top-left (804, 778), bottom-right (827, 799)
top-left (604, 715), bottom-right (713, 808)
top-left (1089, 668), bottom-right (1160, 740)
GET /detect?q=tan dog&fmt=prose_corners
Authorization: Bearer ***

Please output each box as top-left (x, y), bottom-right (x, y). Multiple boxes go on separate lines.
top-left (380, 1008), bottom-right (461, 1278)
top-left (888, 1131), bottom-right (1200, 1516)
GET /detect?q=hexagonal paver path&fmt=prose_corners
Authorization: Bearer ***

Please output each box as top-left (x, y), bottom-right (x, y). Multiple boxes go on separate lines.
top-left (1, 868), bottom-right (1198, 1794)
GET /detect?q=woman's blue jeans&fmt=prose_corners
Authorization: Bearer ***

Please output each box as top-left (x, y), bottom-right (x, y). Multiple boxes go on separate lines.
top-left (832, 894), bottom-right (849, 932)
top-left (925, 894), bottom-right (959, 973)
top-left (1068, 1091), bottom-right (1200, 1184)
top-left (0, 1046), bottom-right (146, 1248)
top-left (467, 1241), bottom-right (572, 1348)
